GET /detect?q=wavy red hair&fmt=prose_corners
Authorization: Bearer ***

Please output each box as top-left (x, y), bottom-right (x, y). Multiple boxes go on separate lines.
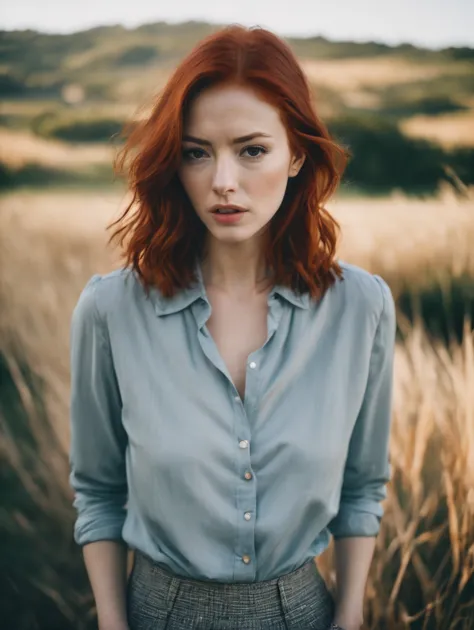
top-left (109, 24), bottom-right (348, 299)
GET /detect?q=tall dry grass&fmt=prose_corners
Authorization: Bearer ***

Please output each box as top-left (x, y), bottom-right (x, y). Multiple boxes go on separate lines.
top-left (328, 183), bottom-right (474, 289)
top-left (1, 185), bottom-right (474, 628)
top-left (319, 317), bottom-right (474, 628)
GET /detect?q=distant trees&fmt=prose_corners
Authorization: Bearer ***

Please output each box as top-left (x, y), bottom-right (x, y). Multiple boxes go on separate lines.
top-left (31, 112), bottom-right (124, 143)
top-left (330, 115), bottom-right (473, 193)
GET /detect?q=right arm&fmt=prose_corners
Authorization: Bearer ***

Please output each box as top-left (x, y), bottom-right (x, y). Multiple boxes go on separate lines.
top-left (69, 275), bottom-right (129, 630)
top-left (83, 541), bottom-right (129, 630)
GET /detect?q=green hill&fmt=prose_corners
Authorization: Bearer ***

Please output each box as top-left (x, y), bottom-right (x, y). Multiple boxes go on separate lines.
top-left (1, 21), bottom-right (472, 102)
top-left (0, 21), bottom-right (472, 194)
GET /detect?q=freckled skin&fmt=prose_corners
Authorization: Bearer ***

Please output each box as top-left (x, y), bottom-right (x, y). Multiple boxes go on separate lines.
top-left (177, 83), bottom-right (305, 248)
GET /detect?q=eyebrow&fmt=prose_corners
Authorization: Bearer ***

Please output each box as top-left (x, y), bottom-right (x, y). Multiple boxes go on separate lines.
top-left (182, 132), bottom-right (272, 146)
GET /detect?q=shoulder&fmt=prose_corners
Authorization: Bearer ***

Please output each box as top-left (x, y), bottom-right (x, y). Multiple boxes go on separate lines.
top-left (72, 267), bottom-right (140, 324)
top-left (329, 260), bottom-right (395, 324)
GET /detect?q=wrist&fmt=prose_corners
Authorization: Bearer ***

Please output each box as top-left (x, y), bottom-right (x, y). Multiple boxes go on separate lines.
top-left (331, 610), bottom-right (364, 630)
top-left (333, 602), bottom-right (363, 630)
top-left (329, 616), bottom-right (363, 630)
top-left (98, 614), bottom-right (129, 630)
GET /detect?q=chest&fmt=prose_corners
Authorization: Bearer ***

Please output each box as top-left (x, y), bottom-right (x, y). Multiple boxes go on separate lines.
top-left (205, 292), bottom-right (269, 399)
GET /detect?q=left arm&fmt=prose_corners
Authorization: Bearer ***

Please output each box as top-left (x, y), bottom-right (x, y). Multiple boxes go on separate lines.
top-left (328, 276), bottom-right (397, 630)
top-left (332, 537), bottom-right (376, 629)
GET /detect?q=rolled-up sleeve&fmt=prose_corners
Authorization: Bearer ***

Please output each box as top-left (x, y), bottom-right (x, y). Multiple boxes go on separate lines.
top-left (328, 275), bottom-right (396, 539)
top-left (69, 275), bottom-right (128, 546)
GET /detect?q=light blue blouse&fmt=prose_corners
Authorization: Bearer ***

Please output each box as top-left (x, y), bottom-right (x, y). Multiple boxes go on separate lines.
top-left (69, 260), bottom-right (396, 583)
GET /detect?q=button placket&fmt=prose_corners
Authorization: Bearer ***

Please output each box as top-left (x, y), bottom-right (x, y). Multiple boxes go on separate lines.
top-left (233, 354), bottom-right (261, 581)
top-left (235, 430), bottom-right (256, 580)
top-left (243, 354), bottom-right (260, 417)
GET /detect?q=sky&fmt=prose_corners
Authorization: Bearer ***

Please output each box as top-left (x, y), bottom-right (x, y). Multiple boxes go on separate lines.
top-left (1, 0), bottom-right (473, 50)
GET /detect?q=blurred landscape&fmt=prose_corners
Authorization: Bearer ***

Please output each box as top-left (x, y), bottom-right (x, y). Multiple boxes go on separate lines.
top-left (1, 21), bottom-right (474, 194)
top-left (1, 20), bottom-right (474, 630)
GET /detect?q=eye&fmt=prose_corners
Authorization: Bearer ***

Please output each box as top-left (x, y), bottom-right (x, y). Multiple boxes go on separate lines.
top-left (181, 145), bottom-right (268, 162)
top-left (242, 145), bottom-right (267, 159)
top-left (182, 148), bottom-right (208, 161)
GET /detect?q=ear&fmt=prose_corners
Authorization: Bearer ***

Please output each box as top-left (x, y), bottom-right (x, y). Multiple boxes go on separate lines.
top-left (288, 153), bottom-right (306, 178)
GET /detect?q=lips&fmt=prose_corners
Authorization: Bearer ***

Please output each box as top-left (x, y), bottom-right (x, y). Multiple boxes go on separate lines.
top-left (211, 209), bottom-right (247, 224)
top-left (210, 205), bottom-right (248, 214)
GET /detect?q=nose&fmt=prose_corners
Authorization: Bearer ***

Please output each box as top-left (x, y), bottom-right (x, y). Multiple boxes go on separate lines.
top-left (212, 154), bottom-right (238, 196)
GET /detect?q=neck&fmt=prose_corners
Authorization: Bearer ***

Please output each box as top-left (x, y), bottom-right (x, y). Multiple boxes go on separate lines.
top-left (200, 234), bottom-right (272, 295)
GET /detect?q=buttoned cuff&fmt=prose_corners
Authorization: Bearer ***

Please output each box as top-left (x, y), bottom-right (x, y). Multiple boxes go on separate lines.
top-left (74, 516), bottom-right (125, 546)
top-left (328, 499), bottom-right (383, 539)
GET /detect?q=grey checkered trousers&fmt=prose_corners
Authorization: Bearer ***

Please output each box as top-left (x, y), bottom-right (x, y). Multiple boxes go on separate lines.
top-left (127, 551), bottom-right (335, 629)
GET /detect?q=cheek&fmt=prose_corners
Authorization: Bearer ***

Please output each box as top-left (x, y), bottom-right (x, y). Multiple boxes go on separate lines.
top-left (179, 169), bottom-right (207, 205)
top-left (249, 159), bottom-right (289, 203)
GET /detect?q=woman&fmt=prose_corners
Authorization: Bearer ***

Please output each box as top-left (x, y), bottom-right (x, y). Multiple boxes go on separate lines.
top-left (69, 25), bottom-right (396, 630)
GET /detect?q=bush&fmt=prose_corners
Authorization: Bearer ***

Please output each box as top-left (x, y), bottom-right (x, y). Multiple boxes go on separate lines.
top-left (0, 161), bottom-right (15, 188)
top-left (397, 273), bottom-right (474, 345)
top-left (0, 72), bottom-right (27, 97)
top-left (50, 118), bottom-right (123, 142)
top-left (444, 148), bottom-right (474, 186)
top-left (114, 45), bottom-right (159, 66)
top-left (441, 46), bottom-right (474, 61)
top-left (0, 159), bottom-right (115, 190)
top-left (31, 112), bottom-right (125, 143)
top-left (379, 95), bottom-right (467, 119)
top-left (0, 72), bottom-right (64, 98)
top-left (330, 115), bottom-right (446, 193)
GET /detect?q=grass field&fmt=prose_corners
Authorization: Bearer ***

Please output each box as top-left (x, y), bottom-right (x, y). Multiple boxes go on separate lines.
top-left (0, 128), bottom-right (114, 169)
top-left (300, 56), bottom-right (455, 90)
top-left (1, 20), bottom-right (474, 627)
top-left (1, 183), bottom-right (474, 628)
top-left (400, 110), bottom-right (474, 150)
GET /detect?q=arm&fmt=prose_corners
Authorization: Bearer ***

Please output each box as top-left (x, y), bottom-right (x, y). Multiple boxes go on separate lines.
top-left (332, 537), bottom-right (376, 629)
top-left (328, 276), bottom-right (396, 630)
top-left (69, 275), bottom-right (129, 630)
top-left (83, 541), bottom-right (129, 630)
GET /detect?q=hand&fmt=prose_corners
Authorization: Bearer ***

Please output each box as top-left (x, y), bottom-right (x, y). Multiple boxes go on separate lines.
top-left (98, 610), bottom-right (130, 630)
top-left (99, 621), bottom-right (130, 630)
top-left (332, 605), bottom-right (363, 630)
top-left (330, 621), bottom-right (362, 630)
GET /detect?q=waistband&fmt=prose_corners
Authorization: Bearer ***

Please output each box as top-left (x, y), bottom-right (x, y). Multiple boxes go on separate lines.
top-left (133, 551), bottom-right (318, 591)
top-left (129, 551), bottom-right (334, 625)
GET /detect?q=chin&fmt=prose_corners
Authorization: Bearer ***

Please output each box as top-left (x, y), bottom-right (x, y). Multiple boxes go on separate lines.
top-left (206, 223), bottom-right (255, 242)
top-left (212, 231), bottom-right (252, 244)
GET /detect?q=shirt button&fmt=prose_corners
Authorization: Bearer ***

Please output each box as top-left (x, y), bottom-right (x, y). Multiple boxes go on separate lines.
top-left (244, 512), bottom-right (252, 521)
top-left (239, 440), bottom-right (249, 449)
top-left (242, 555), bottom-right (251, 564)
top-left (249, 361), bottom-right (257, 369)
top-left (244, 471), bottom-right (252, 480)
top-left (234, 395), bottom-right (240, 402)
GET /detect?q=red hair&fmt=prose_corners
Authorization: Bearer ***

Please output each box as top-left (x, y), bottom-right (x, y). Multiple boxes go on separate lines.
top-left (109, 24), bottom-right (348, 299)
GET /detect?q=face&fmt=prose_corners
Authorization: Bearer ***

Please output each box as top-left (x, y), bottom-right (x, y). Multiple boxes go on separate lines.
top-left (177, 83), bottom-right (305, 246)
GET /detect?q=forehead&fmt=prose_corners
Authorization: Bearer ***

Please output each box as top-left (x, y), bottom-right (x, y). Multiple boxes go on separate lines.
top-left (184, 83), bottom-right (283, 135)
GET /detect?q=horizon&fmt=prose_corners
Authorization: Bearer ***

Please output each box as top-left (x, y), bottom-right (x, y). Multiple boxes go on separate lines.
top-left (1, 19), bottom-right (473, 53)
top-left (1, 0), bottom-right (473, 50)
